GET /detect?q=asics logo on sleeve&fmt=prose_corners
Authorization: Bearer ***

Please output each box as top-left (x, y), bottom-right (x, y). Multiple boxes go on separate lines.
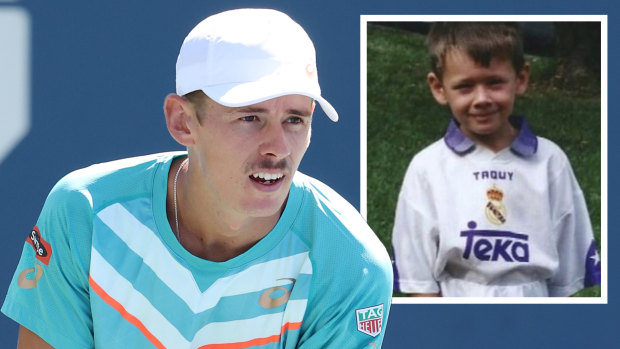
top-left (17, 264), bottom-right (43, 289)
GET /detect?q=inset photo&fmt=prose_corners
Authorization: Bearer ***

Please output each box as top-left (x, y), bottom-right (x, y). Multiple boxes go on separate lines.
top-left (361, 15), bottom-right (606, 303)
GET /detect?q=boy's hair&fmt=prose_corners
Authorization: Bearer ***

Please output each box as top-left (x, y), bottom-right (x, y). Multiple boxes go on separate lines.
top-left (427, 22), bottom-right (525, 79)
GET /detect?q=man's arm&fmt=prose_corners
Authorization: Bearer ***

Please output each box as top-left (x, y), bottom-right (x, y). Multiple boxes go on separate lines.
top-left (18, 326), bottom-right (54, 349)
top-left (2, 175), bottom-right (95, 347)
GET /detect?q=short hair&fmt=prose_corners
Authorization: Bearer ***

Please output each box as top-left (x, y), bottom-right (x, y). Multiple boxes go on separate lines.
top-left (427, 22), bottom-right (525, 79)
top-left (183, 90), bottom-right (209, 123)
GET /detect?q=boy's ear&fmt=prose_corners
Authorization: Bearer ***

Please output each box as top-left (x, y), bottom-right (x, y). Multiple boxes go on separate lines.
top-left (516, 62), bottom-right (531, 95)
top-left (163, 94), bottom-right (197, 147)
top-left (427, 72), bottom-right (448, 105)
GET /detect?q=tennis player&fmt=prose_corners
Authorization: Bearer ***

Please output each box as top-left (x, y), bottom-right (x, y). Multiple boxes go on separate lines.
top-left (2, 8), bottom-right (392, 348)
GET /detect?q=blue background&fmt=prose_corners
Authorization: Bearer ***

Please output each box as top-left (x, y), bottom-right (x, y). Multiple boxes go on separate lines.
top-left (0, 0), bottom-right (614, 348)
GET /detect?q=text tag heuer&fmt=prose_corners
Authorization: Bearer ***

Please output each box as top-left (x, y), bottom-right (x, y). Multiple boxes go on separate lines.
top-left (356, 304), bottom-right (383, 337)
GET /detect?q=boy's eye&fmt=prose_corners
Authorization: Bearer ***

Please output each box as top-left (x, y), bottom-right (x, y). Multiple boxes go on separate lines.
top-left (454, 83), bottom-right (472, 90)
top-left (488, 78), bottom-right (506, 86)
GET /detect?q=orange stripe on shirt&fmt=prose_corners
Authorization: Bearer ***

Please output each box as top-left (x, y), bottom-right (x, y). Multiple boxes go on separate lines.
top-left (89, 275), bottom-right (166, 349)
top-left (198, 321), bottom-right (303, 349)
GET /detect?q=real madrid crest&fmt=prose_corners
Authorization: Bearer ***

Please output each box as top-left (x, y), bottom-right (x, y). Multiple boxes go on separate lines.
top-left (485, 185), bottom-right (507, 225)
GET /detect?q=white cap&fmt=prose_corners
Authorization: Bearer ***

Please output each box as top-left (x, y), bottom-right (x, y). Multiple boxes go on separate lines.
top-left (175, 8), bottom-right (338, 122)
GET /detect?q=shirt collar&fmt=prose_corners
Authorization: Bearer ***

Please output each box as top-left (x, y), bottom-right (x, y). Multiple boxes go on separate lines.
top-left (443, 115), bottom-right (538, 157)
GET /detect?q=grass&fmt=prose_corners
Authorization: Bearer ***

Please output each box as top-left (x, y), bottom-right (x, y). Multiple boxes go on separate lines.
top-left (366, 24), bottom-right (602, 297)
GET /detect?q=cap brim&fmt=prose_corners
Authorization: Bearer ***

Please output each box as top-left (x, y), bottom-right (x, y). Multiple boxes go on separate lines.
top-left (202, 80), bottom-right (338, 122)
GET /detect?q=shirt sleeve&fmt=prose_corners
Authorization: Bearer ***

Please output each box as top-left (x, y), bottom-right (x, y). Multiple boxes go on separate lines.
top-left (1, 175), bottom-right (95, 348)
top-left (296, 223), bottom-right (393, 348)
top-left (547, 156), bottom-right (601, 297)
top-left (392, 159), bottom-right (441, 294)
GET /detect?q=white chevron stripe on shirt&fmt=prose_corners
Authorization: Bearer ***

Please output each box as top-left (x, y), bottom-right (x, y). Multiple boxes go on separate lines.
top-left (90, 248), bottom-right (189, 347)
top-left (96, 203), bottom-right (312, 313)
top-left (91, 248), bottom-right (309, 347)
top-left (191, 300), bottom-right (307, 345)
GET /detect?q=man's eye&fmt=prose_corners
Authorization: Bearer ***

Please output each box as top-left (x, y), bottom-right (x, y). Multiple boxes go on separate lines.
top-left (240, 115), bottom-right (259, 122)
top-left (286, 116), bottom-right (303, 124)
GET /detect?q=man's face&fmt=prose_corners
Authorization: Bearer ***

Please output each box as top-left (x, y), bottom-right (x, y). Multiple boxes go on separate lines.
top-left (428, 48), bottom-right (529, 146)
top-left (188, 94), bottom-right (313, 220)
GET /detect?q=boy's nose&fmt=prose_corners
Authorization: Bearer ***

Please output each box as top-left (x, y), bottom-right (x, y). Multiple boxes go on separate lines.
top-left (472, 86), bottom-right (492, 107)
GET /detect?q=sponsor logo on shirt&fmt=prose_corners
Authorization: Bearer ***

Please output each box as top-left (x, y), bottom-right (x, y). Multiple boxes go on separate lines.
top-left (17, 264), bottom-right (43, 289)
top-left (356, 304), bottom-right (383, 337)
top-left (461, 221), bottom-right (529, 262)
top-left (485, 185), bottom-right (507, 225)
top-left (26, 225), bottom-right (52, 265)
top-left (258, 278), bottom-right (296, 309)
top-left (473, 170), bottom-right (514, 181)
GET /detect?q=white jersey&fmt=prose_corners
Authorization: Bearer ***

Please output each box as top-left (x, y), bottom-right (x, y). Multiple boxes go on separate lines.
top-left (392, 116), bottom-right (601, 297)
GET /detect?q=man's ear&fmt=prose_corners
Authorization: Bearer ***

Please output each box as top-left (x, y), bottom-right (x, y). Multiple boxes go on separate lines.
top-left (516, 62), bottom-right (531, 95)
top-left (427, 72), bottom-right (448, 105)
top-left (163, 94), bottom-right (196, 146)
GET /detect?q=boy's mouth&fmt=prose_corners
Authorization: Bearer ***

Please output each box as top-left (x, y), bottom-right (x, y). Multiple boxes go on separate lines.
top-left (469, 111), bottom-right (495, 117)
top-left (468, 108), bottom-right (500, 118)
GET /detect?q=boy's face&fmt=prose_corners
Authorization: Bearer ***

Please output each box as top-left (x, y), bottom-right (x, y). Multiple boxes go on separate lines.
top-left (427, 48), bottom-right (529, 149)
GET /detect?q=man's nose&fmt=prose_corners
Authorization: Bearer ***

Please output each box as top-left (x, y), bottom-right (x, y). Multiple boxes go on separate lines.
top-left (259, 123), bottom-right (291, 159)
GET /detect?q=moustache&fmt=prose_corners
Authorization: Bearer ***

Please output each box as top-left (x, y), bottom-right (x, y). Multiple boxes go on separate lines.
top-left (251, 159), bottom-right (289, 172)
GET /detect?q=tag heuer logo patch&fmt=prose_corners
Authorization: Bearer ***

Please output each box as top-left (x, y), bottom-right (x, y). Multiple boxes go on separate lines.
top-left (356, 304), bottom-right (384, 337)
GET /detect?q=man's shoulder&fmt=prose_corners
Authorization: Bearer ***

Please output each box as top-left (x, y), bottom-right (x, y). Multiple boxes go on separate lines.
top-left (290, 172), bottom-right (391, 265)
top-left (291, 172), bottom-right (366, 230)
top-left (49, 152), bottom-right (181, 210)
top-left (290, 174), bottom-right (393, 304)
top-left (63, 152), bottom-right (178, 184)
top-left (56, 152), bottom-right (177, 188)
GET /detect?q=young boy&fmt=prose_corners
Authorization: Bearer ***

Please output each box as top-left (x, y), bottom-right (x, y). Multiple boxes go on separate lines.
top-left (391, 22), bottom-right (601, 297)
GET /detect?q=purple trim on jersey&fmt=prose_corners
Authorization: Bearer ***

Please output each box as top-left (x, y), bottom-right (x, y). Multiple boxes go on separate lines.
top-left (584, 241), bottom-right (601, 287)
top-left (443, 115), bottom-right (538, 157)
top-left (391, 245), bottom-right (402, 293)
top-left (444, 119), bottom-right (475, 154)
top-left (509, 116), bottom-right (538, 157)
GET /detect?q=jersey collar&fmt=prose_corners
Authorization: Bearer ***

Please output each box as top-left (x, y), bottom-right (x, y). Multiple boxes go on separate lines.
top-left (443, 115), bottom-right (538, 157)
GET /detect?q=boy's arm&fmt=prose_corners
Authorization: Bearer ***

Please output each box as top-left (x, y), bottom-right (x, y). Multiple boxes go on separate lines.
top-left (392, 162), bottom-right (441, 295)
top-left (408, 293), bottom-right (441, 297)
top-left (547, 159), bottom-right (601, 296)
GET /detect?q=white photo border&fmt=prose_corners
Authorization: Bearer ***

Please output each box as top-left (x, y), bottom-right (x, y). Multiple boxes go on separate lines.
top-left (360, 14), bottom-right (608, 305)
